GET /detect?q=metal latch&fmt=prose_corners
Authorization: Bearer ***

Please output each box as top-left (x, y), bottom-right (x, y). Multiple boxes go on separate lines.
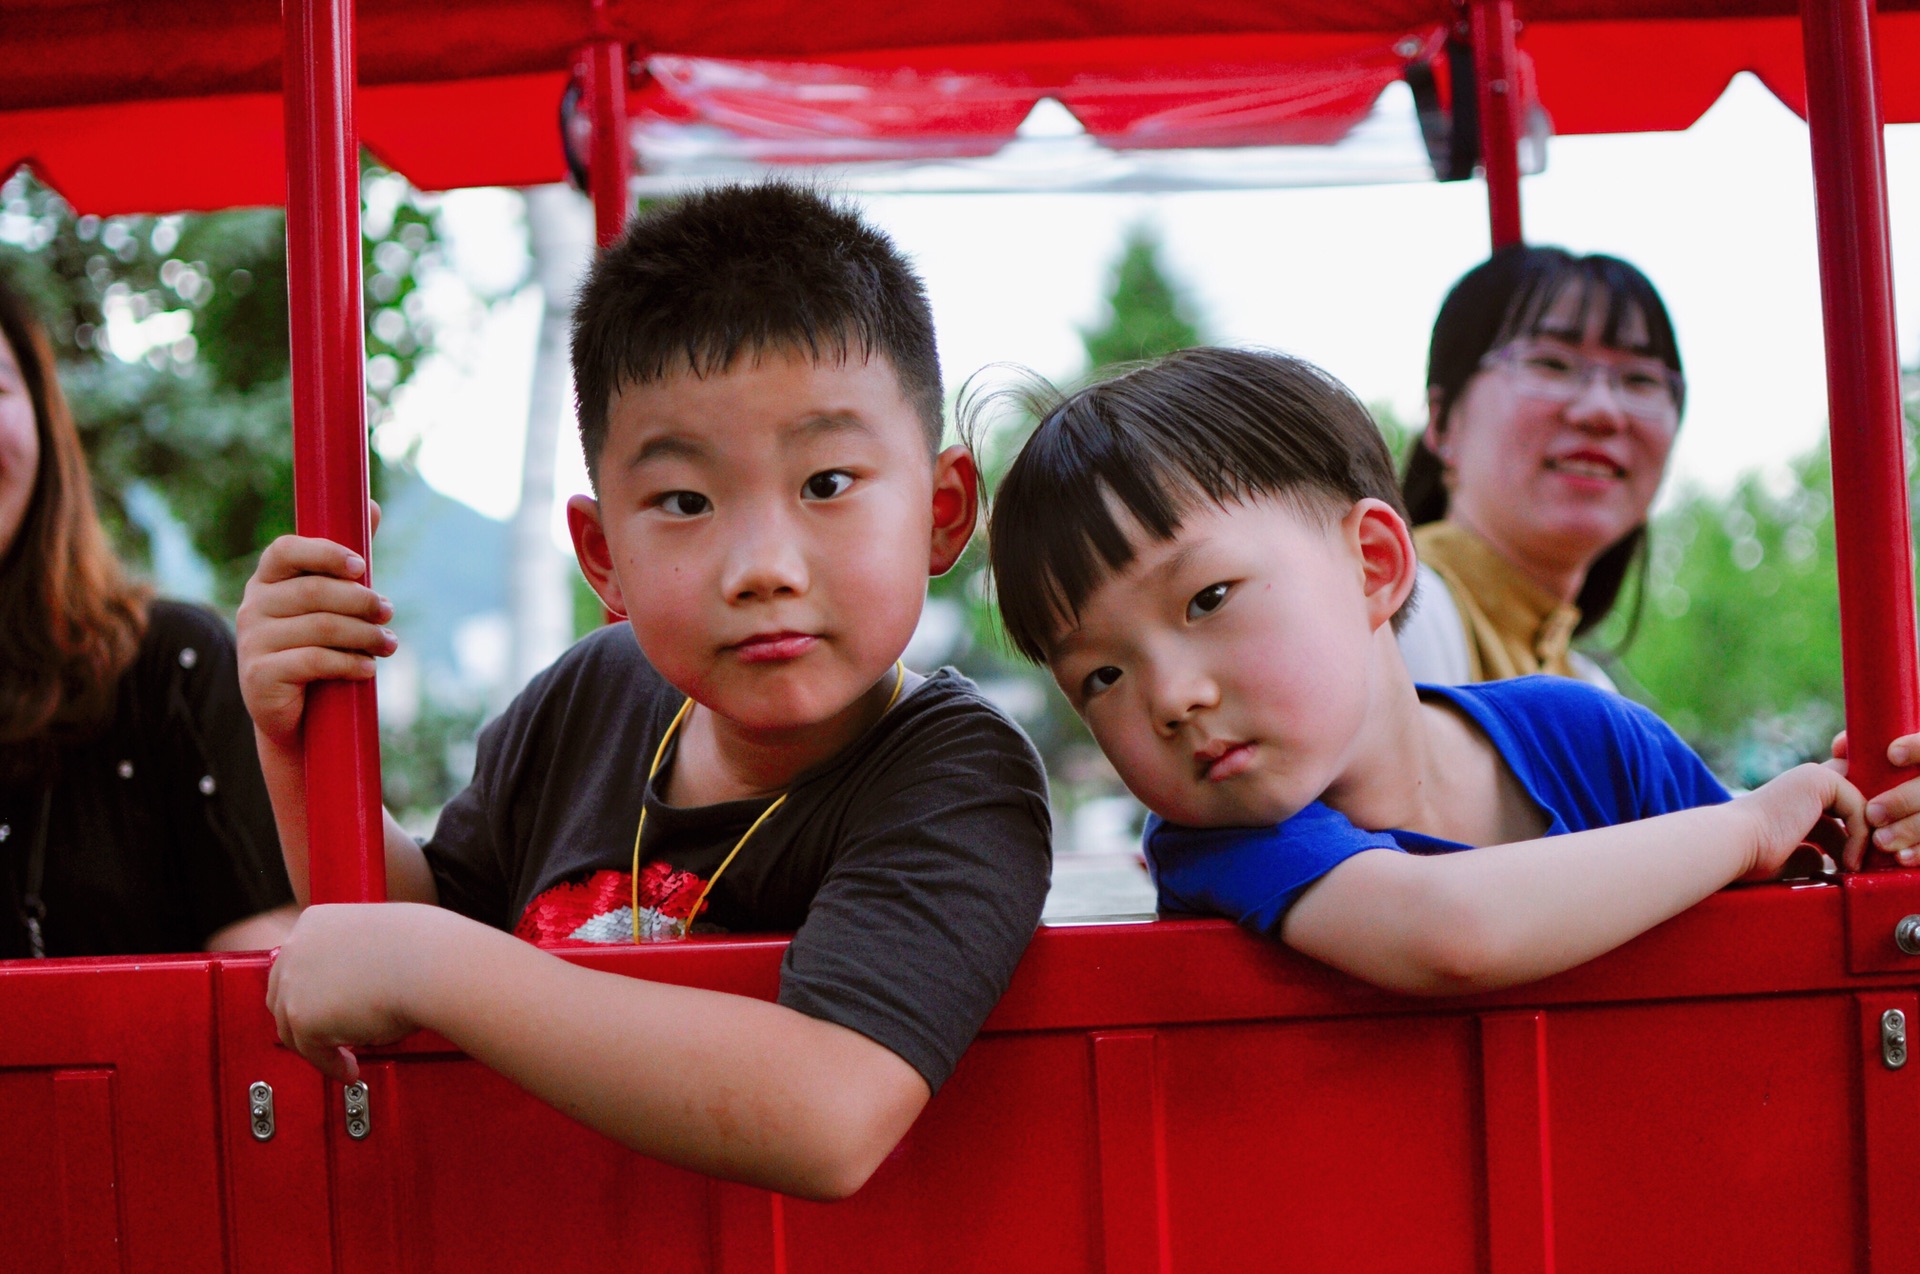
top-left (247, 1081), bottom-right (275, 1141)
top-left (1895, 914), bottom-right (1920, 956)
top-left (1882, 1009), bottom-right (1908, 1070)
top-left (343, 1080), bottom-right (371, 1140)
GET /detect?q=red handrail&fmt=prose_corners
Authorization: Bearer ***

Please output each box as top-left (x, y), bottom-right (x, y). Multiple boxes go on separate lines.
top-left (1801, 0), bottom-right (1920, 839)
top-left (585, 26), bottom-right (631, 248)
top-left (1471, 0), bottom-right (1524, 249)
top-left (285, 0), bottom-right (386, 905)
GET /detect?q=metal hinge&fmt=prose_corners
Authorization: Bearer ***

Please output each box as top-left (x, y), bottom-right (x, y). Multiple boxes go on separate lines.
top-left (248, 1081), bottom-right (275, 1141)
top-left (1882, 1009), bottom-right (1909, 1070)
top-left (343, 1080), bottom-right (371, 1140)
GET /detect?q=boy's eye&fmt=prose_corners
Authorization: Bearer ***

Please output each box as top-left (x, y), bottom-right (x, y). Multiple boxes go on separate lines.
top-left (1082, 666), bottom-right (1122, 698)
top-left (657, 491), bottom-right (711, 517)
top-left (803, 470), bottom-right (854, 501)
top-left (1187, 583), bottom-right (1230, 620)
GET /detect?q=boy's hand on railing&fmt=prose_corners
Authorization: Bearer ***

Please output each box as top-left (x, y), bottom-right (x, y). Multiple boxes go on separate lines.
top-left (266, 901), bottom-right (451, 1081)
top-left (237, 504), bottom-right (395, 746)
top-left (1734, 762), bottom-right (1868, 878)
top-left (1830, 729), bottom-right (1920, 864)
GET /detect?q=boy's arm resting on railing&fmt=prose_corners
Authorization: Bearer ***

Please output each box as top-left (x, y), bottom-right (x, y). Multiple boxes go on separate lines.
top-left (266, 902), bottom-right (929, 1201)
top-left (1267, 764), bottom-right (1865, 997)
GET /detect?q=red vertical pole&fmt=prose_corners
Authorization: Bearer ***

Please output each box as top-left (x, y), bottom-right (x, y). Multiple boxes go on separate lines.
top-left (285, 0), bottom-right (386, 905)
top-left (585, 22), bottom-right (630, 249)
top-left (1470, 0), bottom-right (1524, 249)
top-left (1801, 0), bottom-right (1920, 829)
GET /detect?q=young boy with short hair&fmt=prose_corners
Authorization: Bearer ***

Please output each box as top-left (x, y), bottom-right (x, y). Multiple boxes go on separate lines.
top-left (987, 346), bottom-right (1864, 995)
top-left (239, 184), bottom-right (1050, 1198)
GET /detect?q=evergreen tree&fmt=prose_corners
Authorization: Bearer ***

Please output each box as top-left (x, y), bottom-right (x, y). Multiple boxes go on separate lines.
top-left (1080, 223), bottom-right (1203, 370)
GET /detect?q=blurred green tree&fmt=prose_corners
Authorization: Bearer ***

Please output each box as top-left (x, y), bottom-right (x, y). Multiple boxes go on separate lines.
top-left (1601, 451), bottom-right (1844, 786)
top-left (0, 160), bottom-right (437, 600)
top-left (1080, 223), bottom-right (1203, 370)
top-left (1596, 372), bottom-right (1920, 786)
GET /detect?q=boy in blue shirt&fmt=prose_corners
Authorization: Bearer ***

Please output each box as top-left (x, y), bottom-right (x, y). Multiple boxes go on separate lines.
top-left (987, 346), bottom-right (1866, 994)
top-left (237, 185), bottom-right (1051, 1197)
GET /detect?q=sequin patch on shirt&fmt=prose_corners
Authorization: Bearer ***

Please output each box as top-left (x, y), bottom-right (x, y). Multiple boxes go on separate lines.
top-left (513, 861), bottom-right (708, 946)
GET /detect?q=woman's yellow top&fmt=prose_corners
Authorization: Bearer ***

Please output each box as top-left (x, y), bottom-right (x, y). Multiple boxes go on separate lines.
top-left (1413, 521), bottom-right (1583, 682)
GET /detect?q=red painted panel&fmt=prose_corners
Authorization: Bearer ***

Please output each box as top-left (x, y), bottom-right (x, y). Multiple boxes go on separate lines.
top-left (1157, 1015), bottom-right (1485, 1272)
top-left (53, 1069), bottom-right (125, 1274)
top-left (328, 1060), bottom-right (406, 1273)
top-left (1857, 992), bottom-right (1920, 1274)
top-left (1843, 872), bottom-right (1920, 974)
top-left (710, 1180), bottom-right (784, 1274)
top-left (1479, 1012), bottom-right (1554, 1274)
top-left (0, 961), bottom-right (225, 1270)
top-left (1548, 996), bottom-right (1861, 1274)
top-left (1092, 1032), bottom-right (1170, 1274)
top-left (350, 1054), bottom-right (715, 1271)
top-left (214, 960), bottom-right (333, 1274)
top-left (0, 1070), bottom-right (67, 1267)
top-left (783, 1032), bottom-right (1101, 1273)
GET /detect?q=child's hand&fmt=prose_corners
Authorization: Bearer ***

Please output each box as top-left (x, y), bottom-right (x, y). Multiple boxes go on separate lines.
top-left (265, 902), bottom-right (449, 1081)
top-left (237, 505), bottom-right (395, 746)
top-left (1735, 762), bottom-right (1869, 877)
top-left (1830, 729), bottom-right (1920, 864)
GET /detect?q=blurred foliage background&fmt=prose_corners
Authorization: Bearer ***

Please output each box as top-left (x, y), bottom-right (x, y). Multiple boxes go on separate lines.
top-left (0, 162), bottom-right (479, 814)
top-left (1, 170), bottom-right (1911, 828)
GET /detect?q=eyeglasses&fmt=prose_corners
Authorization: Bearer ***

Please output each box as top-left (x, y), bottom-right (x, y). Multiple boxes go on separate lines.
top-left (1480, 342), bottom-right (1684, 422)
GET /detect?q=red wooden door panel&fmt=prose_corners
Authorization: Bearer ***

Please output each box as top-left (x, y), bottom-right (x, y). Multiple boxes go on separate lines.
top-left (0, 958), bottom-right (224, 1272)
top-left (1548, 995), bottom-right (1863, 1273)
top-left (1157, 1013), bottom-right (1485, 1273)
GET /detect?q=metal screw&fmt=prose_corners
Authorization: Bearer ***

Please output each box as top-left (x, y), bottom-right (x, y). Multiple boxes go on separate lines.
top-left (1895, 914), bottom-right (1920, 956)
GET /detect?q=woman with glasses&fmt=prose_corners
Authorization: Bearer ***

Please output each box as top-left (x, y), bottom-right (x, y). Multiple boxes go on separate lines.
top-left (1398, 246), bottom-right (1685, 687)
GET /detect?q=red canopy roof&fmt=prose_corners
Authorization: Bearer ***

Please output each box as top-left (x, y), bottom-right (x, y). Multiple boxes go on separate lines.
top-left (4, 0), bottom-right (1919, 213)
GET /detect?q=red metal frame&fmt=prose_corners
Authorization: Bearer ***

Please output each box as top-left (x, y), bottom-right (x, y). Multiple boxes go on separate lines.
top-left (1471, 0), bottom-right (1525, 248)
top-left (1800, 0), bottom-right (1920, 822)
top-left (13, 0), bottom-right (1920, 1266)
top-left (284, 0), bottom-right (385, 906)
top-left (584, 27), bottom-right (631, 248)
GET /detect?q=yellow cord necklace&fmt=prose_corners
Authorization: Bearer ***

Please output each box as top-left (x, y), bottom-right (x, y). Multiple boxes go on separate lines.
top-left (631, 661), bottom-right (906, 942)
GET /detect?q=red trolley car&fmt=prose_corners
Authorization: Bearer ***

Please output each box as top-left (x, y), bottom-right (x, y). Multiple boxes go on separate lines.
top-left (5, 1), bottom-right (1920, 1269)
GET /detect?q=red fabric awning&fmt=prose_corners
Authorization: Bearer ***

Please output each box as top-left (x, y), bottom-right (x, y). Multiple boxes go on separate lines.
top-left (3, 1), bottom-right (1918, 213)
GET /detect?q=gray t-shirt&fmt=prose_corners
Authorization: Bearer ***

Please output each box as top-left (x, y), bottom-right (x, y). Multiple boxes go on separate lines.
top-left (423, 624), bottom-right (1052, 1091)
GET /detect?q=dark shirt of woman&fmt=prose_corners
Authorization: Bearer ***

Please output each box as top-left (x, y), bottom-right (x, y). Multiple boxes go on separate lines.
top-left (0, 600), bottom-right (291, 957)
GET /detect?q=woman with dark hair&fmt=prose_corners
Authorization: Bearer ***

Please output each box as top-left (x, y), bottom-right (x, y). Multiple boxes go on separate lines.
top-left (0, 272), bottom-right (294, 957)
top-left (1398, 246), bottom-right (1685, 688)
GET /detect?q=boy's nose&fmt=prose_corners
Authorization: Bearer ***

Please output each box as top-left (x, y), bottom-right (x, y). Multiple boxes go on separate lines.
top-left (723, 520), bottom-right (809, 600)
top-left (1150, 668), bottom-right (1219, 736)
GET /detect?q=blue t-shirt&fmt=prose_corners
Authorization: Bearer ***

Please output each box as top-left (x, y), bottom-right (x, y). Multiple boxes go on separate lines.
top-left (1146, 677), bottom-right (1731, 936)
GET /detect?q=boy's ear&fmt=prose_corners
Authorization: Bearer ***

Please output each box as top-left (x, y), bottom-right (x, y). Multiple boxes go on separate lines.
top-left (929, 446), bottom-right (979, 577)
top-left (1346, 498), bottom-right (1417, 633)
top-left (566, 494), bottom-right (628, 619)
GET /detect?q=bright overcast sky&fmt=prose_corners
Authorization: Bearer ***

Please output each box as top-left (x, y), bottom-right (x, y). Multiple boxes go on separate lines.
top-left (389, 72), bottom-right (1920, 547)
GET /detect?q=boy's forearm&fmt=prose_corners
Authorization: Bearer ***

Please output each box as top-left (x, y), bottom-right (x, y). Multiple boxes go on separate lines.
top-left (1286, 801), bottom-right (1763, 994)
top-left (257, 726), bottom-right (314, 906)
top-left (256, 726), bottom-right (437, 907)
top-left (404, 915), bottom-right (928, 1199)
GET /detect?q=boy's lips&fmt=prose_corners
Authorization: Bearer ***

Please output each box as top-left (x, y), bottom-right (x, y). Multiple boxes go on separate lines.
top-left (727, 632), bottom-right (820, 663)
top-left (1196, 740), bottom-right (1257, 782)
